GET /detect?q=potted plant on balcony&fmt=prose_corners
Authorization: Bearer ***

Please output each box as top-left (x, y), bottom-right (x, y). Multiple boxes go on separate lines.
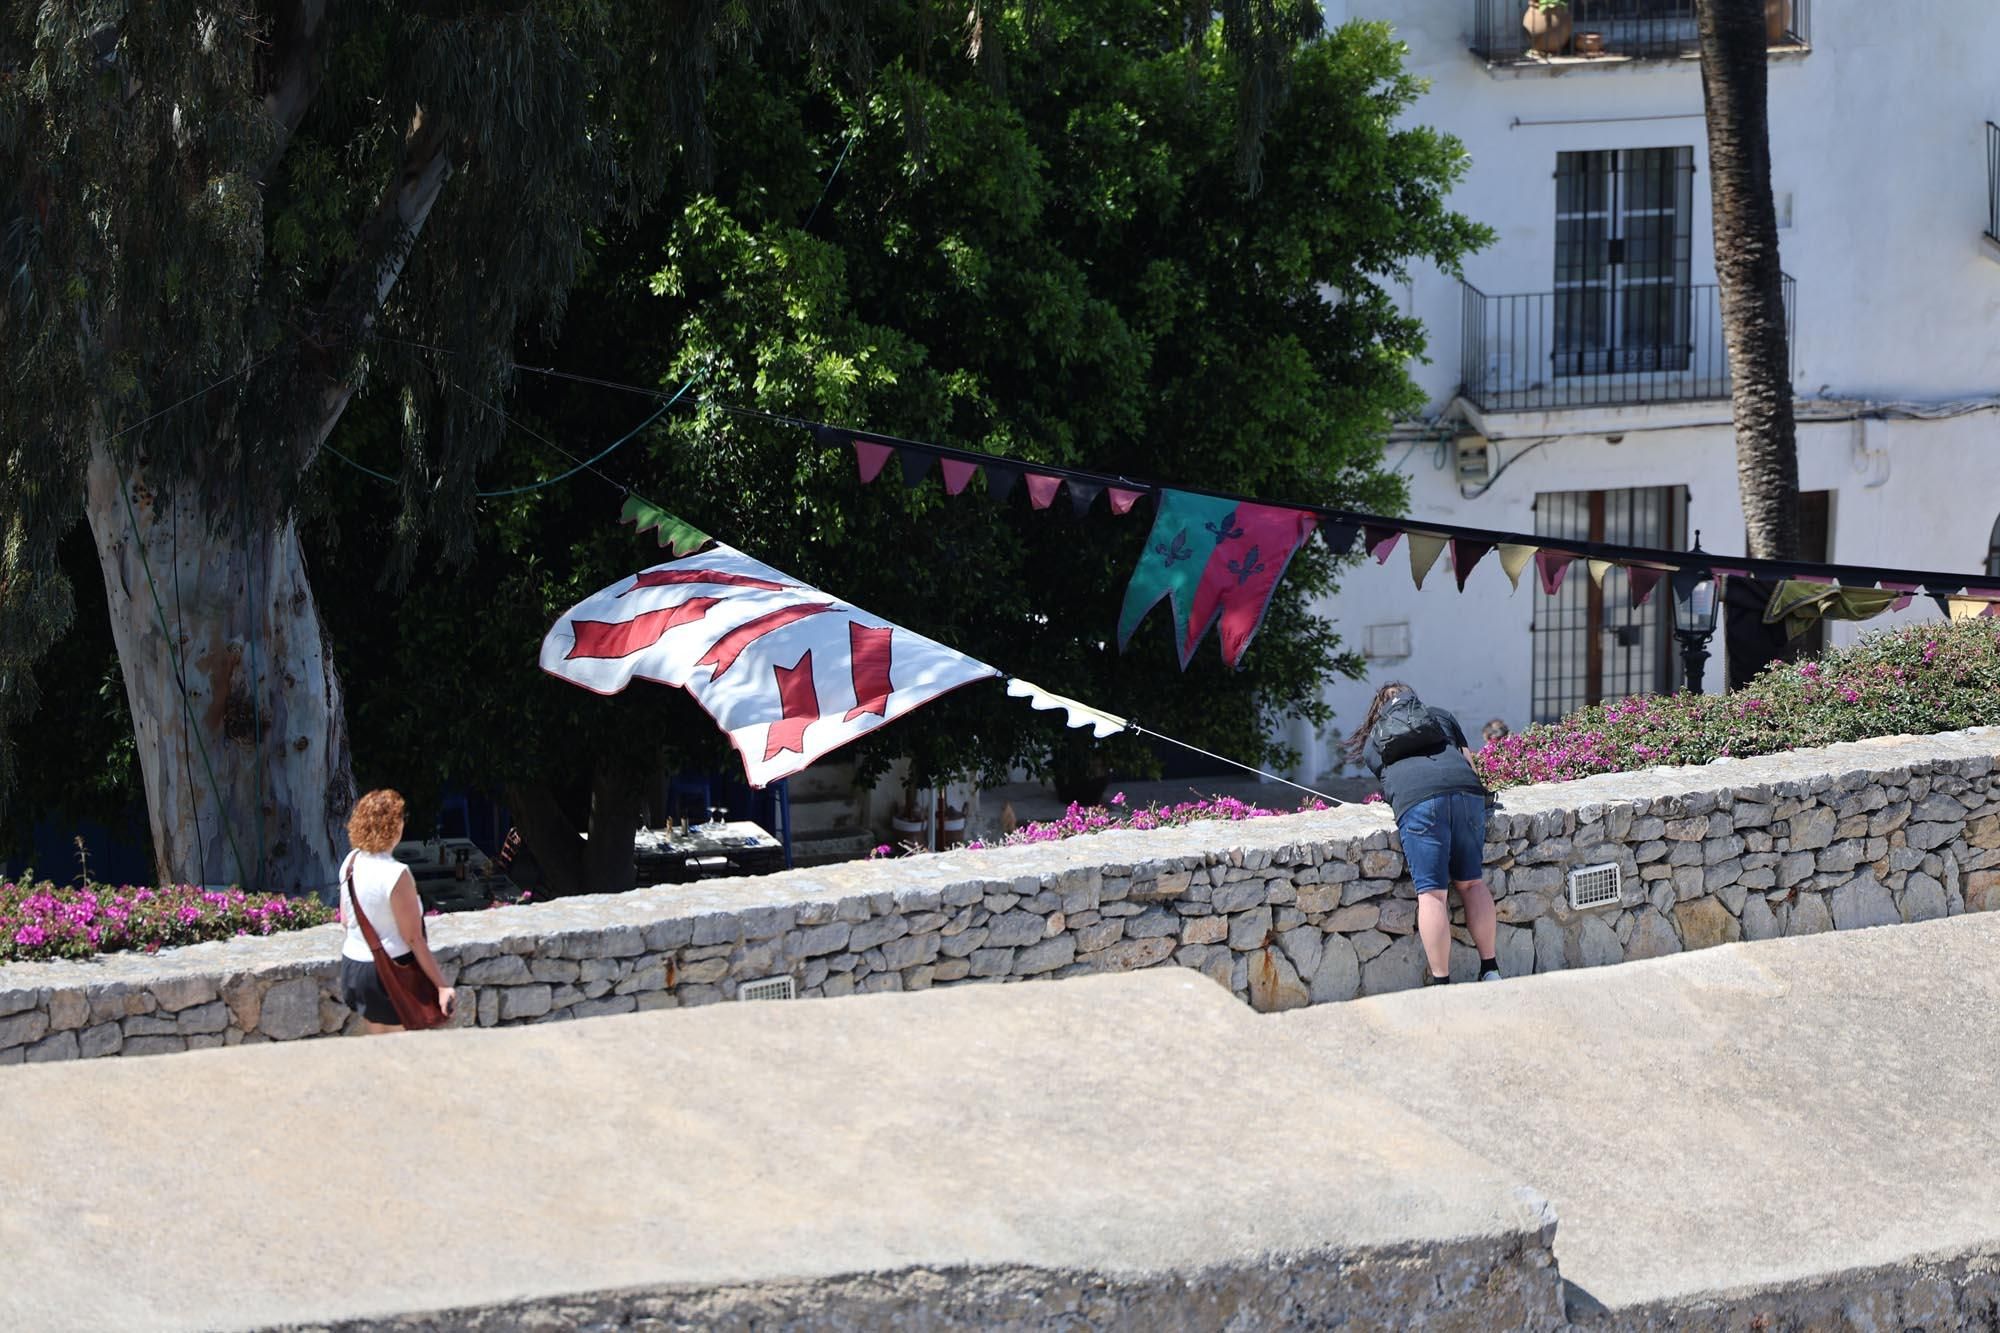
top-left (1764, 0), bottom-right (1792, 43)
top-left (1523, 0), bottom-right (1572, 55)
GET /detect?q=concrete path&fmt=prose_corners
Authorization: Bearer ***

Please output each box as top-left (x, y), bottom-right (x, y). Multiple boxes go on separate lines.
top-left (1280, 912), bottom-right (2000, 1319)
top-left (4, 914), bottom-right (1998, 1329)
top-left (0, 971), bottom-right (1551, 1332)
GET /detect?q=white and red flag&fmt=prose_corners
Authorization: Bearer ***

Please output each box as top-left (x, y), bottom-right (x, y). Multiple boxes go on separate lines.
top-left (540, 545), bottom-right (1002, 787)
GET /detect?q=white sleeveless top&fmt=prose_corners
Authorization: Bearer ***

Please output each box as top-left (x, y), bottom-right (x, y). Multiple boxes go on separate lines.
top-left (340, 849), bottom-right (415, 962)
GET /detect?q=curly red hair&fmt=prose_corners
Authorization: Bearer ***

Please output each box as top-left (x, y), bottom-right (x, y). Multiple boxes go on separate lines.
top-left (347, 789), bottom-right (407, 854)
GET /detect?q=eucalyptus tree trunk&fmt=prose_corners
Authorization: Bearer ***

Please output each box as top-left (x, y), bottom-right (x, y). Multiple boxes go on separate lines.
top-left (1696, 0), bottom-right (1799, 560)
top-left (83, 445), bottom-right (353, 896)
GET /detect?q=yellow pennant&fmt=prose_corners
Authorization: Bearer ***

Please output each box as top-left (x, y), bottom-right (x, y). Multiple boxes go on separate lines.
top-left (1407, 533), bottom-right (1448, 590)
top-left (1497, 543), bottom-right (1539, 591)
top-left (1587, 559), bottom-right (1616, 588)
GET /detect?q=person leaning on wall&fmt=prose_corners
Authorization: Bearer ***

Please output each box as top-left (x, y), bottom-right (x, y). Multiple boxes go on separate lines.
top-left (338, 789), bottom-right (458, 1034)
top-left (1346, 683), bottom-right (1501, 985)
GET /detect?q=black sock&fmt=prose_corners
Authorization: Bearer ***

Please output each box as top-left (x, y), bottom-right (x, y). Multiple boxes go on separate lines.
top-left (1428, 970), bottom-right (1451, 985)
top-left (1478, 955), bottom-right (1499, 976)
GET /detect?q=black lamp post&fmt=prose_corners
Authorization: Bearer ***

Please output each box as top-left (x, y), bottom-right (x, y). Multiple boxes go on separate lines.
top-left (1672, 534), bottom-right (1719, 692)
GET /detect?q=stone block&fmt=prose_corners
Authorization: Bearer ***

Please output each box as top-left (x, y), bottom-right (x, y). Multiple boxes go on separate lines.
top-left (878, 933), bottom-right (939, 971)
top-left (1092, 937), bottom-right (1175, 973)
top-left (500, 985), bottom-right (554, 1020)
top-left (1176, 912), bottom-right (1224, 944)
top-left (25, 1031), bottom-right (78, 1063)
top-left (1013, 935), bottom-right (1075, 976)
top-left (460, 954), bottom-right (532, 985)
top-left (847, 914), bottom-right (910, 952)
top-left (78, 1022), bottom-right (123, 1059)
top-left (793, 922), bottom-right (852, 957)
top-left (1359, 849), bottom-right (1404, 879)
top-left (1671, 865), bottom-right (1706, 902)
top-left (967, 948), bottom-right (1015, 978)
top-left (940, 927), bottom-right (989, 959)
top-left (1789, 892), bottom-right (1833, 935)
top-left (45, 990), bottom-right (89, 1034)
top-left (121, 1035), bottom-right (188, 1057)
top-left (1740, 893), bottom-right (1779, 941)
top-left (1901, 872), bottom-right (1948, 922)
top-left (1309, 933), bottom-right (1361, 1003)
top-left (1360, 933), bottom-right (1426, 995)
top-left (1967, 869), bottom-right (2000, 913)
top-left (675, 957), bottom-right (728, 986)
top-left (259, 977), bottom-right (322, 1041)
top-left (1077, 919), bottom-right (1126, 952)
top-left (1830, 874), bottom-right (1899, 931)
top-left (1323, 903), bottom-right (1380, 933)
top-left (1226, 906), bottom-right (1273, 952)
top-left (1673, 896), bottom-right (1740, 951)
top-left (1247, 947), bottom-right (1309, 1012)
top-left (1571, 916), bottom-right (1623, 968)
top-left (1817, 840), bottom-right (1865, 875)
top-left (1664, 816), bottom-right (1710, 842)
top-left (1124, 909), bottom-right (1181, 941)
top-left (1209, 880), bottom-right (1265, 913)
top-left (1348, 929), bottom-right (1392, 963)
top-left (1533, 917), bottom-right (1566, 974)
top-left (175, 1001), bottom-right (229, 1036)
top-left (1776, 852), bottom-right (1816, 889)
top-left (1624, 908), bottom-right (1681, 961)
top-left (1277, 925), bottom-right (1322, 982)
top-left (1789, 806), bottom-right (1838, 851)
top-left (150, 976), bottom-right (220, 1013)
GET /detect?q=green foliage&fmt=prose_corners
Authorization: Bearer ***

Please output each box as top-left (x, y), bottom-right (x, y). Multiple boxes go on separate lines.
top-left (1475, 619), bottom-right (2000, 789)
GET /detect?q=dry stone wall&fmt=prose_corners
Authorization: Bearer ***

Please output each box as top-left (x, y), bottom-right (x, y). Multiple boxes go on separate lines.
top-left (2, 729), bottom-right (1996, 1062)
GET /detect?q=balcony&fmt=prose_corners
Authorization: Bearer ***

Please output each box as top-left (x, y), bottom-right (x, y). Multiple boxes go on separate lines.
top-left (1458, 276), bottom-right (1796, 414)
top-left (1471, 0), bottom-right (1810, 69)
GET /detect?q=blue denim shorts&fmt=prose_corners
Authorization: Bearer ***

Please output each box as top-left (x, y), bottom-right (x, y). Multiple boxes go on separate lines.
top-left (1398, 791), bottom-right (1488, 892)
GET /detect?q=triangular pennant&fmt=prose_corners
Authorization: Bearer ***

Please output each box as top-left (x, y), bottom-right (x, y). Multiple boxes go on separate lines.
top-left (1586, 559), bottom-right (1616, 589)
top-left (939, 458), bottom-right (979, 495)
top-left (1318, 520), bottom-right (1362, 558)
top-left (1879, 579), bottom-right (1919, 612)
top-left (983, 461), bottom-right (1021, 501)
top-left (898, 447), bottom-right (933, 488)
top-left (620, 496), bottom-right (714, 558)
top-left (1930, 591), bottom-right (1955, 617)
top-left (1180, 502), bottom-right (1319, 668)
top-left (1365, 523), bottom-right (1401, 563)
top-left (1450, 539), bottom-right (1494, 592)
top-left (1535, 549), bottom-right (1576, 596)
top-left (1628, 565), bottom-right (1666, 608)
top-left (1025, 474), bottom-right (1063, 509)
top-left (1005, 678), bottom-right (1129, 739)
top-left (853, 440), bottom-right (893, 484)
top-left (1669, 564), bottom-right (1713, 613)
top-left (1107, 487), bottom-right (1145, 515)
top-left (1118, 490), bottom-right (1244, 659)
top-left (1497, 543), bottom-right (1538, 591)
top-left (1407, 533), bottom-right (1447, 590)
top-left (1068, 480), bottom-right (1104, 515)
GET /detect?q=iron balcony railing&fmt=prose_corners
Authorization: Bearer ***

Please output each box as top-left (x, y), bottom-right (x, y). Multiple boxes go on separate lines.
top-left (1987, 122), bottom-right (1999, 246)
top-left (1459, 276), bottom-right (1797, 413)
top-left (1472, 0), bottom-right (1811, 65)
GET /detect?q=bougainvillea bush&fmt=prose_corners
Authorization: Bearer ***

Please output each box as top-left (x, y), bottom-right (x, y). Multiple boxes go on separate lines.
top-left (989, 792), bottom-right (1331, 848)
top-left (0, 881), bottom-right (334, 964)
top-left (1474, 619), bottom-right (2000, 790)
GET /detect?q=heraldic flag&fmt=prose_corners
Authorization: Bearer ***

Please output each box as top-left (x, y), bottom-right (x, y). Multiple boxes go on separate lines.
top-left (1117, 489), bottom-right (1318, 669)
top-left (541, 545), bottom-right (1002, 787)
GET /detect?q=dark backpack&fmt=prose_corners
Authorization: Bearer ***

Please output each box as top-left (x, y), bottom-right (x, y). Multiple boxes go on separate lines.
top-left (1373, 699), bottom-right (1450, 764)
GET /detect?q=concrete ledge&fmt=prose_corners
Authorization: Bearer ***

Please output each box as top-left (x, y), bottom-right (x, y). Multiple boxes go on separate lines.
top-left (1276, 912), bottom-right (2000, 1323)
top-left (0, 970), bottom-right (1562, 1332)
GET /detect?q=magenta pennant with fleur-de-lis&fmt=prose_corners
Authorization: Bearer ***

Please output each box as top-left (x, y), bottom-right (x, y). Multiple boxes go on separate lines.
top-left (1118, 489), bottom-right (1315, 669)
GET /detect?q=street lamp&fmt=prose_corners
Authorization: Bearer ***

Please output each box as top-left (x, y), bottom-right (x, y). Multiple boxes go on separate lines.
top-left (1671, 533), bottom-right (1719, 692)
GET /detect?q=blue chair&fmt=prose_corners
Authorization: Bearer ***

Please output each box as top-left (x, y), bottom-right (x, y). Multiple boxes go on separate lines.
top-left (437, 790), bottom-right (473, 841)
top-left (667, 772), bottom-right (713, 825)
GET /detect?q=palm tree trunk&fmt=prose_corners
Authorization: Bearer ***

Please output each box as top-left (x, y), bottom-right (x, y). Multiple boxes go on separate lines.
top-left (1696, 0), bottom-right (1799, 561)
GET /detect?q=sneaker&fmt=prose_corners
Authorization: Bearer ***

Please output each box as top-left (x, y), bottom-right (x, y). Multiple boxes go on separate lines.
top-left (1478, 967), bottom-right (1502, 982)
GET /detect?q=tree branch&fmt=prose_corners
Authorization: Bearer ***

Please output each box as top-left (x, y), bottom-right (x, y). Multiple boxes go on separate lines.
top-left (259, 0), bottom-right (334, 182)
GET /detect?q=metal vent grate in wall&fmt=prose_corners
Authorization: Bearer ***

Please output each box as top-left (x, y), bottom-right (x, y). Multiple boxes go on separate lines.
top-left (737, 975), bottom-right (797, 1003)
top-left (1567, 863), bottom-right (1622, 911)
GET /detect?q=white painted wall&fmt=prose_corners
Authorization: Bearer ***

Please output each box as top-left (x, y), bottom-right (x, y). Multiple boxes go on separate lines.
top-left (1292, 1), bottom-right (2000, 782)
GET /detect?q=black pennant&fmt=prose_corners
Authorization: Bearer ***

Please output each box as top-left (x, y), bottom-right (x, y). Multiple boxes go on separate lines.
top-left (983, 461), bottom-right (1021, 501)
top-left (1068, 480), bottom-right (1103, 515)
top-left (1318, 520), bottom-right (1361, 557)
top-left (898, 447), bottom-right (933, 488)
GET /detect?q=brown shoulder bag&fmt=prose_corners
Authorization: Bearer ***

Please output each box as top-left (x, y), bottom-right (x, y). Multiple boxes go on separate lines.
top-left (344, 854), bottom-right (452, 1031)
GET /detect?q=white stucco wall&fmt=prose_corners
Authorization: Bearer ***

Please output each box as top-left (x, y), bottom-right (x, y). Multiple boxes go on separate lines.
top-left (1292, 1), bottom-right (2000, 783)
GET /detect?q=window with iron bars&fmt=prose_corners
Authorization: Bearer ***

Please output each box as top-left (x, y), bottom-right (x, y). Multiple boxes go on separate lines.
top-left (1554, 147), bottom-right (1695, 379)
top-left (1531, 487), bottom-right (1687, 723)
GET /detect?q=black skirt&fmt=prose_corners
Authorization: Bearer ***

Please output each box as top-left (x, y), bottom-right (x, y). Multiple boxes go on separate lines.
top-left (339, 953), bottom-right (414, 1026)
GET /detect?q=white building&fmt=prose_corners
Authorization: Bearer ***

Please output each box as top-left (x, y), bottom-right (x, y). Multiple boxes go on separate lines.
top-left (1297, 0), bottom-right (2000, 781)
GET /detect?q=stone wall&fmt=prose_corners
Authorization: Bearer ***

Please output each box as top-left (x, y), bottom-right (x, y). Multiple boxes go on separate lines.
top-left (1, 729), bottom-right (1995, 1062)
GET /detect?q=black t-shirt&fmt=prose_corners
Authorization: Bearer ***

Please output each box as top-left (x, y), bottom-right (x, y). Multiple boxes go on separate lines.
top-left (1363, 705), bottom-right (1484, 822)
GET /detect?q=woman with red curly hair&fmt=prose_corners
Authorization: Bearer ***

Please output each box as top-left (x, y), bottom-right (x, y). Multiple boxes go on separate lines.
top-left (339, 790), bottom-right (457, 1033)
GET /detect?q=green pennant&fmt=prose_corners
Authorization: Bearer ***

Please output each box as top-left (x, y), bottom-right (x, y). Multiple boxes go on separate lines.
top-left (620, 496), bottom-right (713, 558)
top-left (1117, 490), bottom-right (1245, 657)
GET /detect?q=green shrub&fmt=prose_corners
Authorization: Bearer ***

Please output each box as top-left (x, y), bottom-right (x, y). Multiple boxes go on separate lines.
top-left (1474, 618), bottom-right (2000, 789)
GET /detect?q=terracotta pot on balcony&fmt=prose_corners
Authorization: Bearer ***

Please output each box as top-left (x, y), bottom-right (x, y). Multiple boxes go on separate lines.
top-left (1765, 0), bottom-right (1792, 43)
top-left (1522, 3), bottom-right (1572, 54)
top-left (1575, 31), bottom-right (1605, 55)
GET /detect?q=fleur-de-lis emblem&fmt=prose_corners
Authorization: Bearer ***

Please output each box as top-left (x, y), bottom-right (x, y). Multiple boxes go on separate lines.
top-left (1205, 509), bottom-right (1244, 543)
top-left (1228, 545), bottom-right (1266, 585)
top-left (1154, 530), bottom-right (1194, 566)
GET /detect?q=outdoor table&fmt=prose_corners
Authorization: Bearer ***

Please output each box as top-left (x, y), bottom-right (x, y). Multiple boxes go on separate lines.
top-left (634, 820), bottom-right (785, 883)
top-left (392, 837), bottom-right (514, 911)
